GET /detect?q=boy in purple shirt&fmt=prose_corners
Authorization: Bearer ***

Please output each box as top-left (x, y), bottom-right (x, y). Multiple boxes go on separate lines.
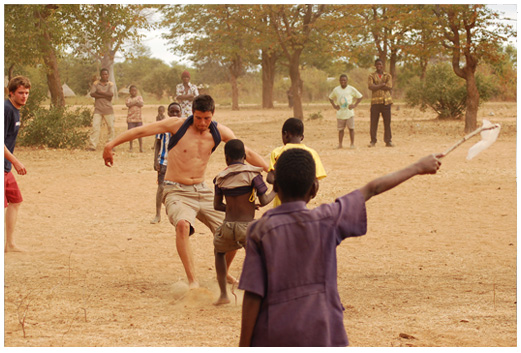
top-left (238, 148), bottom-right (442, 347)
top-left (213, 139), bottom-right (275, 305)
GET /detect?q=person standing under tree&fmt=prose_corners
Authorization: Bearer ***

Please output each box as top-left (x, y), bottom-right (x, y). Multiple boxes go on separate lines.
top-left (125, 85), bottom-right (144, 152)
top-left (368, 58), bottom-right (394, 147)
top-left (4, 76), bottom-right (31, 252)
top-left (175, 71), bottom-right (199, 118)
top-left (328, 74), bottom-right (363, 149)
top-left (87, 68), bottom-right (115, 151)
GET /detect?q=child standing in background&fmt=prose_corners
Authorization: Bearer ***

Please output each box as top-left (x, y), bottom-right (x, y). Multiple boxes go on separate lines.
top-left (125, 85), bottom-right (144, 152)
top-left (151, 103), bottom-right (182, 224)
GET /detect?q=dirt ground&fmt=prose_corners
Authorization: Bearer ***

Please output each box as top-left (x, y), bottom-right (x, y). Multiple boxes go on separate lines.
top-left (3, 102), bottom-right (517, 347)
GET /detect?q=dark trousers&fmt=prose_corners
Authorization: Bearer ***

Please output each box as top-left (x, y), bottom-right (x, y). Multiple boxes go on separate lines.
top-left (370, 104), bottom-right (392, 144)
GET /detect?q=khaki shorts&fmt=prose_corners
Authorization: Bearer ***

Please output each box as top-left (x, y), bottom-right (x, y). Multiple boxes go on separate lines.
top-left (163, 181), bottom-right (224, 236)
top-left (214, 220), bottom-right (250, 253)
top-left (337, 117), bottom-right (354, 131)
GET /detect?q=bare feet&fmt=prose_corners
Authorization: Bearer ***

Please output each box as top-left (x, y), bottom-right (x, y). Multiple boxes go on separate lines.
top-left (213, 296), bottom-right (231, 306)
top-left (188, 281), bottom-right (200, 290)
top-left (336, 145), bottom-right (343, 149)
top-left (150, 216), bottom-right (161, 224)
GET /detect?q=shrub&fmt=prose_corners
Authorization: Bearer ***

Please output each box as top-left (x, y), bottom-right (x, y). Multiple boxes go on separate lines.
top-left (18, 106), bottom-right (92, 149)
top-left (405, 63), bottom-right (496, 119)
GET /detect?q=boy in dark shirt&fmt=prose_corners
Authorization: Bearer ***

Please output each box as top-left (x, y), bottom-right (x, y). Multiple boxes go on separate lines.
top-left (239, 148), bottom-right (441, 346)
top-left (213, 139), bottom-right (275, 305)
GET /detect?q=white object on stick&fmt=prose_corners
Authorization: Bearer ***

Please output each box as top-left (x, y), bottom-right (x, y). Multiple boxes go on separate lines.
top-left (441, 120), bottom-right (501, 159)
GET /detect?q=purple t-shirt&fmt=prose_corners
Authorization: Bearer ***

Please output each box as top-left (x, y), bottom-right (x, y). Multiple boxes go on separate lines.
top-left (239, 190), bottom-right (367, 347)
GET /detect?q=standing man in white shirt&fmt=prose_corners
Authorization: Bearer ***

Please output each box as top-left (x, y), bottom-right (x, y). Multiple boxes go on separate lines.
top-left (328, 74), bottom-right (363, 149)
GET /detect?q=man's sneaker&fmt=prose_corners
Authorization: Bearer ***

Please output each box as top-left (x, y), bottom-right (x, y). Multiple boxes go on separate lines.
top-left (368, 142), bottom-right (375, 147)
top-left (385, 142), bottom-right (395, 147)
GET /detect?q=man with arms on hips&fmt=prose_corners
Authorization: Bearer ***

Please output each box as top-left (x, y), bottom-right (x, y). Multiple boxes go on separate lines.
top-left (175, 71), bottom-right (199, 118)
top-left (328, 74), bottom-right (363, 149)
top-left (87, 68), bottom-right (115, 151)
top-left (4, 76), bottom-right (31, 252)
top-left (103, 95), bottom-right (269, 289)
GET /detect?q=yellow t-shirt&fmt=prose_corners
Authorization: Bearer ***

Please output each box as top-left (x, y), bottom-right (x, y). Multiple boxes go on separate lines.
top-left (269, 143), bottom-right (327, 207)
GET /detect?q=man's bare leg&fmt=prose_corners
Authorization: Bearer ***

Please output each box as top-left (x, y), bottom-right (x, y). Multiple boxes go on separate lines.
top-left (225, 250), bottom-right (238, 284)
top-left (175, 220), bottom-right (199, 289)
top-left (349, 128), bottom-right (355, 149)
top-left (5, 203), bottom-right (23, 252)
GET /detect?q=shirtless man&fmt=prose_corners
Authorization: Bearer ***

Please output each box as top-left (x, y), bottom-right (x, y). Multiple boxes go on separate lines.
top-left (103, 95), bottom-right (269, 288)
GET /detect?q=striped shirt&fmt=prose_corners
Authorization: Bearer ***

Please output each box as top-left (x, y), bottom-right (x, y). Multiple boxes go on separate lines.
top-left (156, 133), bottom-right (171, 166)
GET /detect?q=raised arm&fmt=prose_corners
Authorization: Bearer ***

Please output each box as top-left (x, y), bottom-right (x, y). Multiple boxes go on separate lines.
top-left (359, 154), bottom-right (442, 202)
top-left (104, 118), bottom-right (183, 167)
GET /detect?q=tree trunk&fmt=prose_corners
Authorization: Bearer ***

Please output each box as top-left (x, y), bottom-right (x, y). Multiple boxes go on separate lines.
top-left (261, 50), bottom-right (277, 109)
top-left (42, 46), bottom-right (65, 108)
top-left (288, 54), bottom-right (304, 119)
top-left (101, 50), bottom-right (118, 99)
top-left (389, 50), bottom-right (398, 89)
top-left (230, 72), bottom-right (239, 111)
top-left (36, 6), bottom-right (65, 108)
top-left (464, 71), bottom-right (479, 133)
top-left (229, 56), bottom-right (243, 111)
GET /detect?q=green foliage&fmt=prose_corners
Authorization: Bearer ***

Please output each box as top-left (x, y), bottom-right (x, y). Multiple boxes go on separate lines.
top-left (405, 63), bottom-right (496, 119)
top-left (18, 86), bottom-right (91, 148)
top-left (19, 106), bottom-right (91, 149)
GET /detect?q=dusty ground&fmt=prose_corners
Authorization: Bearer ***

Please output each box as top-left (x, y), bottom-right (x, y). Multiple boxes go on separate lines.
top-left (3, 102), bottom-right (517, 347)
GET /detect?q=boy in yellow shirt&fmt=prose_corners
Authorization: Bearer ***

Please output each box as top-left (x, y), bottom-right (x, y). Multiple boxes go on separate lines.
top-left (267, 118), bottom-right (327, 207)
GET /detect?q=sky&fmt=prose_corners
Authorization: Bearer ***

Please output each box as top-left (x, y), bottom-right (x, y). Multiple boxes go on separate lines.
top-left (137, 3), bottom-right (518, 68)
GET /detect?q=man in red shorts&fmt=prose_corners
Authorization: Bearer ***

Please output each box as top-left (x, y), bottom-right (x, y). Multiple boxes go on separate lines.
top-left (4, 76), bottom-right (30, 252)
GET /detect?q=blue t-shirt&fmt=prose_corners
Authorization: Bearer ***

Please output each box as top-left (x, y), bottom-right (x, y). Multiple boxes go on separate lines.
top-left (4, 99), bottom-right (21, 173)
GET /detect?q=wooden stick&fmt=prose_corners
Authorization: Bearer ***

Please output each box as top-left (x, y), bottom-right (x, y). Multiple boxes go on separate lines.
top-left (441, 124), bottom-right (499, 158)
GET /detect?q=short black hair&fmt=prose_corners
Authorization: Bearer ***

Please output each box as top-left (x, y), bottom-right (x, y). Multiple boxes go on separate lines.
top-left (340, 74), bottom-right (348, 80)
top-left (275, 149), bottom-right (316, 199)
top-left (168, 102), bottom-right (181, 111)
top-left (224, 139), bottom-right (245, 161)
top-left (375, 58), bottom-right (383, 65)
top-left (129, 85), bottom-right (137, 90)
top-left (282, 118), bottom-right (304, 137)
top-left (100, 68), bottom-right (109, 75)
top-left (193, 94), bottom-right (215, 113)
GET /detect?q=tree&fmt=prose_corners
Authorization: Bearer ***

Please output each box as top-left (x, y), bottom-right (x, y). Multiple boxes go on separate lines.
top-left (433, 5), bottom-right (516, 132)
top-left (5, 5), bottom-right (71, 107)
top-left (267, 4), bottom-right (327, 119)
top-left (161, 5), bottom-right (259, 110)
top-left (68, 4), bottom-right (155, 99)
